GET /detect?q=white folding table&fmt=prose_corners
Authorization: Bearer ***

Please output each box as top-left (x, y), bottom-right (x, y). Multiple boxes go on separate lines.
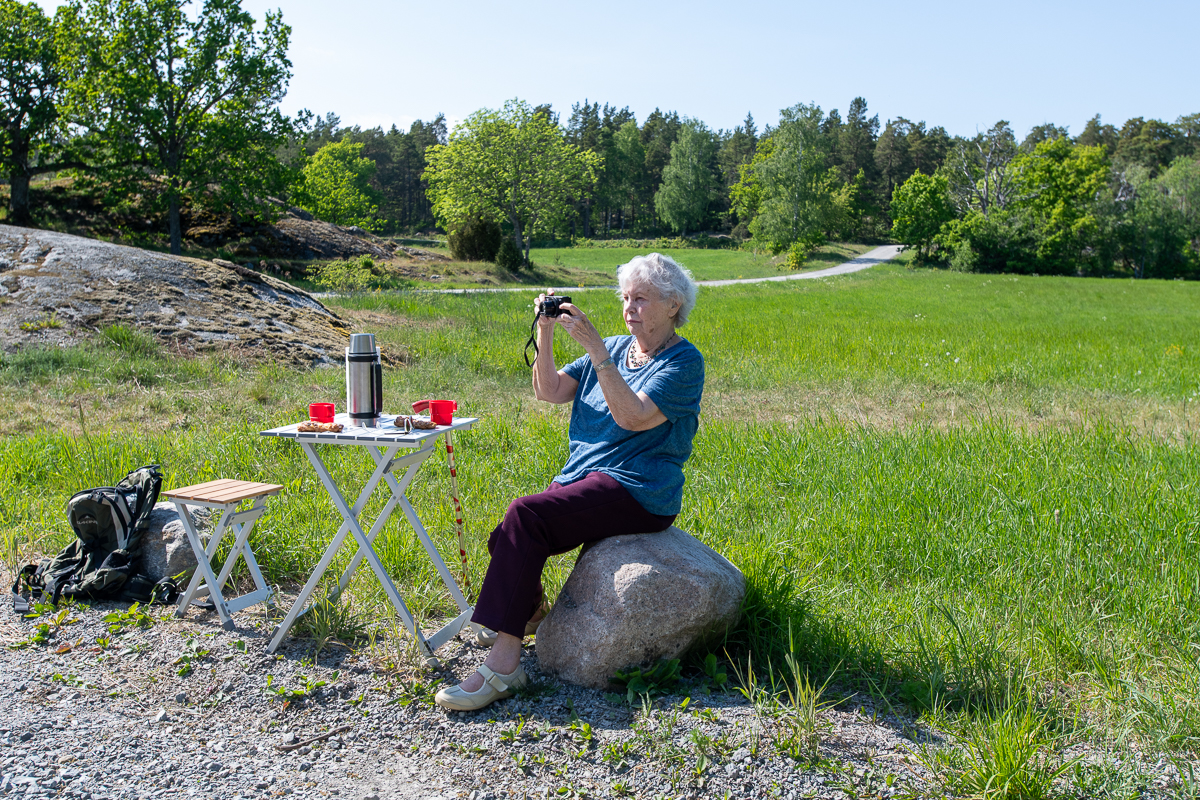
top-left (260, 413), bottom-right (479, 665)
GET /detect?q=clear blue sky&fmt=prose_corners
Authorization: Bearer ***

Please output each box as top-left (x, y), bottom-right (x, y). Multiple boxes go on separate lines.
top-left (36, 0), bottom-right (1200, 139)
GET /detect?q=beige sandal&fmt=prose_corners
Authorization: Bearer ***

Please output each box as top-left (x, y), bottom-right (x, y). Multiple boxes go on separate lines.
top-left (434, 663), bottom-right (528, 712)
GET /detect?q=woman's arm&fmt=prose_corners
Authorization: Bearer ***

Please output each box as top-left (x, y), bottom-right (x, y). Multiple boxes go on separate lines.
top-left (556, 302), bottom-right (666, 431)
top-left (531, 293), bottom-right (579, 404)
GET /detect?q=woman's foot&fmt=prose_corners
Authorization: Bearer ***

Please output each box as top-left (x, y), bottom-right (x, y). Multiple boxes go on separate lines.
top-left (436, 633), bottom-right (527, 711)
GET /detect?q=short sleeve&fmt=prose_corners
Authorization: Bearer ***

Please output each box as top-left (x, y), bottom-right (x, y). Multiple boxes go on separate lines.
top-left (641, 348), bottom-right (705, 422)
top-left (562, 336), bottom-right (622, 382)
top-left (562, 354), bottom-right (589, 382)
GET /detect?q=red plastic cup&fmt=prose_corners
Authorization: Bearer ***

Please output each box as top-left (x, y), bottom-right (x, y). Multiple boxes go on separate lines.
top-left (413, 399), bottom-right (456, 426)
top-left (309, 402), bottom-right (335, 423)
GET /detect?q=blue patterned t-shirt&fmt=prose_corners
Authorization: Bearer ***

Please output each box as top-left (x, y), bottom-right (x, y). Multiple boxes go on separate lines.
top-left (556, 335), bottom-right (704, 516)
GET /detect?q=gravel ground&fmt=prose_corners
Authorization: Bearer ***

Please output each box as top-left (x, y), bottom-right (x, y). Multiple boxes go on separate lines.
top-left (0, 597), bottom-right (1190, 799)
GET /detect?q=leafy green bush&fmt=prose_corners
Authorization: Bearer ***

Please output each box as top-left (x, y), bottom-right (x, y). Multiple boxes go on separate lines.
top-left (611, 658), bottom-right (682, 703)
top-left (782, 232), bottom-right (826, 270)
top-left (495, 236), bottom-right (524, 271)
top-left (308, 256), bottom-right (376, 294)
top-left (783, 241), bottom-right (811, 270)
top-left (448, 217), bottom-right (502, 262)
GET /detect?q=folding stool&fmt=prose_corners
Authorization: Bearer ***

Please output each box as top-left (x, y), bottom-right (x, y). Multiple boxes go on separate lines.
top-left (163, 479), bottom-right (283, 630)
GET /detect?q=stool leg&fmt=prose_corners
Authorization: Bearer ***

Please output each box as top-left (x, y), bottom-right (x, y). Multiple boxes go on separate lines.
top-left (211, 500), bottom-right (267, 593)
top-left (211, 498), bottom-right (273, 618)
top-left (241, 538), bottom-right (271, 597)
top-left (173, 500), bottom-right (207, 617)
top-left (176, 501), bottom-right (235, 628)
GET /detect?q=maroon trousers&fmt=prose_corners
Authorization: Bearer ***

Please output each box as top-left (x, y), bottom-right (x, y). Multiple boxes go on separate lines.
top-left (471, 471), bottom-right (675, 638)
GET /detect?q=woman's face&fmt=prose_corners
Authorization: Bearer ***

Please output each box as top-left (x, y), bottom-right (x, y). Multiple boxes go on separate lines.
top-left (621, 280), bottom-right (679, 341)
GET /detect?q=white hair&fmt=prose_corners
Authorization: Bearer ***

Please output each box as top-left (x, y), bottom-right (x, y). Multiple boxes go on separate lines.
top-left (615, 253), bottom-right (699, 328)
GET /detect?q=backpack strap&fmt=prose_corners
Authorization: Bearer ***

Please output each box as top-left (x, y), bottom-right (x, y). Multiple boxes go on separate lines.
top-left (11, 564), bottom-right (40, 614)
top-left (104, 490), bottom-right (134, 550)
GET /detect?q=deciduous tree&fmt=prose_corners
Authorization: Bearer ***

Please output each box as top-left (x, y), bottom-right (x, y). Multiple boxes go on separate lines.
top-left (654, 118), bottom-right (718, 236)
top-left (945, 121), bottom-right (1019, 217)
top-left (59, 0), bottom-right (293, 254)
top-left (295, 139), bottom-right (379, 229)
top-left (0, 0), bottom-right (71, 224)
top-left (1011, 138), bottom-right (1109, 272)
top-left (740, 103), bottom-right (842, 255)
top-left (890, 172), bottom-right (955, 260)
top-left (424, 98), bottom-right (599, 265)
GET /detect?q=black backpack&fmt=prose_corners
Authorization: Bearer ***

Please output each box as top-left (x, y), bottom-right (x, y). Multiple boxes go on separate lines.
top-left (13, 465), bottom-right (174, 611)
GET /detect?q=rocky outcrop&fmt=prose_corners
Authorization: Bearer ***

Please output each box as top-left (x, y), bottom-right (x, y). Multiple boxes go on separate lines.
top-left (0, 225), bottom-right (350, 366)
top-left (535, 527), bottom-right (745, 689)
top-left (187, 208), bottom-right (399, 262)
top-left (253, 213), bottom-right (397, 261)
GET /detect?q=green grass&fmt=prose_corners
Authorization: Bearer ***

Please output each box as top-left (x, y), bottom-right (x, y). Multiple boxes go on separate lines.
top-left (2, 263), bottom-right (1200, 762)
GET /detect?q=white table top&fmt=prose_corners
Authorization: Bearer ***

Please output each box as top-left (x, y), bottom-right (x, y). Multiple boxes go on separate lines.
top-left (260, 413), bottom-right (478, 446)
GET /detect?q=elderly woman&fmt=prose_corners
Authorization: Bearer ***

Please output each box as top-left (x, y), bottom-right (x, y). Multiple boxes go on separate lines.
top-left (435, 253), bottom-right (705, 712)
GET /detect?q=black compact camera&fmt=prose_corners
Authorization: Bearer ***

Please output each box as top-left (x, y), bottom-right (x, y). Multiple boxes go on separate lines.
top-left (539, 295), bottom-right (573, 317)
top-left (525, 295), bottom-right (574, 366)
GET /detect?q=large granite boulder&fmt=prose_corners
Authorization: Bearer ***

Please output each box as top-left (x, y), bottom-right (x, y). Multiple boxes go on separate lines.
top-left (137, 502), bottom-right (208, 582)
top-left (536, 527), bottom-right (745, 689)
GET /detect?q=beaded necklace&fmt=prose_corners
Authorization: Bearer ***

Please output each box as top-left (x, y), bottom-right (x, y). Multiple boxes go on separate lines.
top-left (627, 333), bottom-right (677, 368)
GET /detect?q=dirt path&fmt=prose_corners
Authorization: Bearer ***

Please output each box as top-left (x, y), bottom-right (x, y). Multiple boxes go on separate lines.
top-left (695, 244), bottom-right (903, 287)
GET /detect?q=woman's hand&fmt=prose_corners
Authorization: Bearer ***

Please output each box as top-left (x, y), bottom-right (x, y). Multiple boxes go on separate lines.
top-left (534, 290), bottom-right (559, 333)
top-left (531, 289), bottom-right (579, 404)
top-left (556, 302), bottom-right (606, 356)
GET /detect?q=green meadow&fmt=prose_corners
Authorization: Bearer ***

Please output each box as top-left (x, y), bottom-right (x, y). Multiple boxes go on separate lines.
top-left (2, 261), bottom-right (1199, 758)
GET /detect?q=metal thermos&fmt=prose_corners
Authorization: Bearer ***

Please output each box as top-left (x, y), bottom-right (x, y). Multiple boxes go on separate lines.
top-left (345, 332), bottom-right (383, 427)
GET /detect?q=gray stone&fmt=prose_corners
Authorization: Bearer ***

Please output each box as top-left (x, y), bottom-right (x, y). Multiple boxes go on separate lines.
top-left (138, 502), bottom-right (206, 582)
top-left (535, 526), bottom-right (745, 689)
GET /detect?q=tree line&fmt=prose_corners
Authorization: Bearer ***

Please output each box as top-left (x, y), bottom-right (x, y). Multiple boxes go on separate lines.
top-left (889, 119), bottom-right (1200, 278)
top-left (2, 0), bottom-right (1197, 275)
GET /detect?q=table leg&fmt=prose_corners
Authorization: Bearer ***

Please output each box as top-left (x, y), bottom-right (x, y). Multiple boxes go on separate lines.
top-left (373, 440), bottom-right (477, 643)
top-left (333, 442), bottom-right (432, 595)
top-left (298, 442), bottom-right (437, 664)
top-left (267, 443), bottom-right (400, 652)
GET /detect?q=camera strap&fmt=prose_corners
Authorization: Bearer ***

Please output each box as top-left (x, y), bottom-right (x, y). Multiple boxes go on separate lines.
top-left (523, 313), bottom-right (542, 367)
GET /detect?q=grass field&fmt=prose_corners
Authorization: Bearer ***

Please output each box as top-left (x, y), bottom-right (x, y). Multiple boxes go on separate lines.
top-left (3, 261), bottom-right (1200, 773)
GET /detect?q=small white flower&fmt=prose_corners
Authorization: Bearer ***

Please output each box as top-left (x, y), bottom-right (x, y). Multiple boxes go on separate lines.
top-left (954, 358), bottom-right (960, 363)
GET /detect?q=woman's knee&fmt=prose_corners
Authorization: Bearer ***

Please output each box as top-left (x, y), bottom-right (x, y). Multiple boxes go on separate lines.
top-left (495, 494), bottom-right (550, 547)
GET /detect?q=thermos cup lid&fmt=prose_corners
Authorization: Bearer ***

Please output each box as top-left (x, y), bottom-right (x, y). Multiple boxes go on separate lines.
top-left (349, 332), bottom-right (376, 354)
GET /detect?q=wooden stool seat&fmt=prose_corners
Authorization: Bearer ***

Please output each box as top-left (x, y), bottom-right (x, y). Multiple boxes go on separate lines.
top-left (164, 479), bottom-right (283, 507)
top-left (167, 479), bottom-right (282, 630)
